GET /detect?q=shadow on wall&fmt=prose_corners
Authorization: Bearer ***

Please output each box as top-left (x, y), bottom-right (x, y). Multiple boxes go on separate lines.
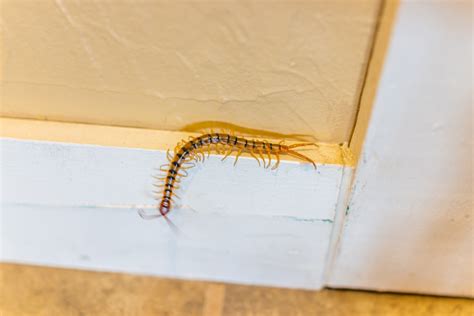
top-left (181, 120), bottom-right (320, 143)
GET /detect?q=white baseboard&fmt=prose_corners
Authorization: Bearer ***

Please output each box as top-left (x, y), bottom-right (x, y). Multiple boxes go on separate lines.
top-left (1, 132), bottom-right (351, 289)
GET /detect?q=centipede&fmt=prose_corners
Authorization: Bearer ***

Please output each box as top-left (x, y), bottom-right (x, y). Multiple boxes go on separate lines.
top-left (138, 132), bottom-right (317, 220)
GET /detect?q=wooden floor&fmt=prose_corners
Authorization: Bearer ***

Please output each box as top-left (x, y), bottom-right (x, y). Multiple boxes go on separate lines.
top-left (1, 263), bottom-right (472, 316)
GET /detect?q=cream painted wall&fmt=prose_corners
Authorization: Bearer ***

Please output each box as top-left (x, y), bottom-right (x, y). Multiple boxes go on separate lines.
top-left (0, 0), bottom-right (381, 143)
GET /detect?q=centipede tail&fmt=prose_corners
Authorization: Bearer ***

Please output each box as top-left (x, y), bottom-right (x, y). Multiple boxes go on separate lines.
top-left (138, 209), bottom-right (162, 220)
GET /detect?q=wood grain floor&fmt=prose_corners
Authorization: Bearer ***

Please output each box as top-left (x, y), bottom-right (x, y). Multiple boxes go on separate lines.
top-left (1, 263), bottom-right (472, 316)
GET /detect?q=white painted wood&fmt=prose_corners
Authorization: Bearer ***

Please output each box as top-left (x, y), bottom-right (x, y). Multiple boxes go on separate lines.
top-left (328, 1), bottom-right (473, 297)
top-left (1, 138), bottom-right (347, 289)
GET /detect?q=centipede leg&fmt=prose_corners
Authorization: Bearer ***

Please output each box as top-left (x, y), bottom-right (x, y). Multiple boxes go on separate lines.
top-left (172, 192), bottom-right (181, 200)
top-left (174, 143), bottom-right (182, 154)
top-left (178, 169), bottom-right (189, 177)
top-left (257, 148), bottom-right (266, 168)
top-left (215, 143), bottom-right (222, 154)
top-left (158, 164), bottom-right (170, 172)
top-left (249, 149), bottom-right (261, 167)
top-left (169, 196), bottom-right (179, 204)
top-left (272, 152), bottom-right (281, 170)
top-left (166, 149), bottom-right (174, 162)
top-left (153, 176), bottom-right (167, 181)
top-left (233, 148), bottom-right (244, 166)
top-left (152, 182), bottom-right (164, 189)
top-left (181, 162), bottom-right (196, 169)
top-left (265, 144), bottom-right (272, 169)
top-left (187, 151), bottom-right (199, 163)
top-left (186, 150), bottom-right (198, 162)
top-left (197, 148), bottom-right (206, 161)
top-left (221, 146), bottom-right (234, 161)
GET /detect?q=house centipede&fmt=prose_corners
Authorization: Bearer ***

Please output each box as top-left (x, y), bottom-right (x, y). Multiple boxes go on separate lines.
top-left (138, 132), bottom-right (317, 220)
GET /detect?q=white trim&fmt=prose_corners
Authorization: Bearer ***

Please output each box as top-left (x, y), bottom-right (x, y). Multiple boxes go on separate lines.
top-left (328, 0), bottom-right (473, 297)
top-left (1, 137), bottom-right (349, 289)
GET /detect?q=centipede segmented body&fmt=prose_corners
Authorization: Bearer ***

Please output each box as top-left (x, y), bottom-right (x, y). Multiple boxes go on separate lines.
top-left (138, 132), bottom-right (317, 220)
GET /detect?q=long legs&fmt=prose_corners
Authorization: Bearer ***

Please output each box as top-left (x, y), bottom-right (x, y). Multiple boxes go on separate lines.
top-left (145, 134), bottom-right (318, 221)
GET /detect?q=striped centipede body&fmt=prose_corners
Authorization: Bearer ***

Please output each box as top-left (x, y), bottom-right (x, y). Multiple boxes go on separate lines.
top-left (138, 132), bottom-right (317, 220)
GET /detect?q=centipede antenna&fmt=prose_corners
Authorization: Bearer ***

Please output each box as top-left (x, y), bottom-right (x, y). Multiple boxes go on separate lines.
top-left (288, 142), bottom-right (319, 149)
top-left (287, 150), bottom-right (317, 170)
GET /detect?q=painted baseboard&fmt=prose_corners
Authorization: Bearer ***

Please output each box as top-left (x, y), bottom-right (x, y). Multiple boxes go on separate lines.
top-left (0, 118), bottom-right (353, 289)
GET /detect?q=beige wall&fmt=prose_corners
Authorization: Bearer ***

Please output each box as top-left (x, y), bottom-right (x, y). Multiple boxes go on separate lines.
top-left (1, 0), bottom-right (381, 143)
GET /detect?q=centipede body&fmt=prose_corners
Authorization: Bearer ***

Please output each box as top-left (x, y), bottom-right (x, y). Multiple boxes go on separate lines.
top-left (140, 132), bottom-right (318, 220)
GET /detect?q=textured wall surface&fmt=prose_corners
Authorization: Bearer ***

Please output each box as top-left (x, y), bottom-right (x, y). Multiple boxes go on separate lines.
top-left (1, 0), bottom-right (381, 143)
